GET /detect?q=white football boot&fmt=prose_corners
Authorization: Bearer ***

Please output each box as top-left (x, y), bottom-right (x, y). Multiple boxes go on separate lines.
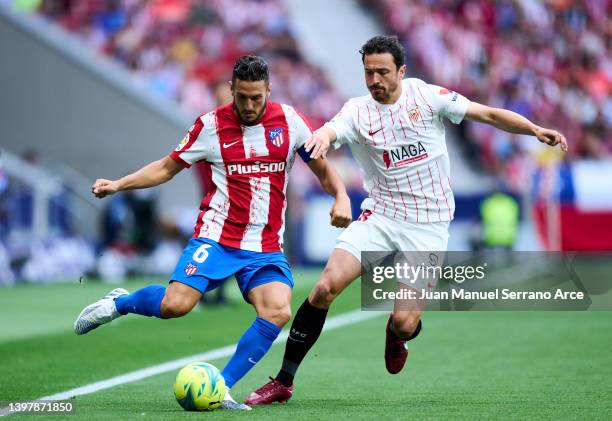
top-left (73, 288), bottom-right (129, 335)
top-left (220, 391), bottom-right (252, 411)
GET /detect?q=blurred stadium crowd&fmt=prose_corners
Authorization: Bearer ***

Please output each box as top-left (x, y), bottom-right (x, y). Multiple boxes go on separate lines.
top-left (29, 0), bottom-right (611, 187)
top-left (362, 0), bottom-right (611, 190)
top-left (27, 0), bottom-right (612, 177)
top-left (35, 0), bottom-right (344, 127)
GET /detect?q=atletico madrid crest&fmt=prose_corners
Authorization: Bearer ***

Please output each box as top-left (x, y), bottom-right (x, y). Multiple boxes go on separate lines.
top-left (269, 128), bottom-right (284, 147)
top-left (184, 263), bottom-right (198, 276)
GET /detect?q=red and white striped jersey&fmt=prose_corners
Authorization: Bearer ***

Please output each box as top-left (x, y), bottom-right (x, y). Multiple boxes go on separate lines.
top-left (170, 102), bottom-right (312, 252)
top-left (325, 78), bottom-right (470, 223)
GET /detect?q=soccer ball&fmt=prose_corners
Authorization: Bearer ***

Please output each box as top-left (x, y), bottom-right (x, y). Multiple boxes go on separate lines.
top-left (173, 362), bottom-right (226, 411)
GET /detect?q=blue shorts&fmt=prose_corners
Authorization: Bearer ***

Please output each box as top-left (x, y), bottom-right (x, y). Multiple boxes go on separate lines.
top-left (170, 238), bottom-right (294, 302)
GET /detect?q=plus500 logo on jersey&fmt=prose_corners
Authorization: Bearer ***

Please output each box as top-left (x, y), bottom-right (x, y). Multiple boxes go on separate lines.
top-left (383, 142), bottom-right (428, 168)
top-left (227, 162), bottom-right (286, 175)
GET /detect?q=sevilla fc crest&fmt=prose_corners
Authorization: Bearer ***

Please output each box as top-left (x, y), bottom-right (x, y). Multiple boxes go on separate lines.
top-left (407, 107), bottom-right (422, 122)
top-left (185, 263), bottom-right (198, 276)
top-left (269, 128), bottom-right (285, 147)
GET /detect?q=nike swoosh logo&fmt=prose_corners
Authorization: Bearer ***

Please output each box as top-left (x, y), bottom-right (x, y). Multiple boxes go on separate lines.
top-left (223, 140), bottom-right (240, 149)
top-left (248, 357), bottom-right (258, 364)
top-left (368, 128), bottom-right (383, 136)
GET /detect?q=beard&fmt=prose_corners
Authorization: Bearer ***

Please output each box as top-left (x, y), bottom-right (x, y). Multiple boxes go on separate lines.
top-left (369, 81), bottom-right (399, 103)
top-left (234, 100), bottom-right (267, 125)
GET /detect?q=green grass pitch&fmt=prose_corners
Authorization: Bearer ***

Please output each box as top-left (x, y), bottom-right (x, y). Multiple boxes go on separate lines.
top-left (1, 270), bottom-right (611, 420)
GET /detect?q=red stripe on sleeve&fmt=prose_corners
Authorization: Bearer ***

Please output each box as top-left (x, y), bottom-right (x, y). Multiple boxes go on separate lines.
top-left (178, 115), bottom-right (204, 152)
top-left (170, 114), bottom-right (205, 168)
top-left (169, 151), bottom-right (191, 168)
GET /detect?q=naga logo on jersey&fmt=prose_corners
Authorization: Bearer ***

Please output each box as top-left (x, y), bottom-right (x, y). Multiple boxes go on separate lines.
top-left (382, 142), bottom-right (428, 169)
top-left (184, 263), bottom-right (198, 276)
top-left (269, 128), bottom-right (285, 147)
top-left (227, 161), bottom-right (286, 175)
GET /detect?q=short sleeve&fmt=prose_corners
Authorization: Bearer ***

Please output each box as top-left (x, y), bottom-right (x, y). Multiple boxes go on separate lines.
top-left (169, 114), bottom-right (208, 168)
top-left (282, 104), bottom-right (314, 163)
top-left (324, 100), bottom-right (359, 147)
top-left (427, 84), bottom-right (470, 124)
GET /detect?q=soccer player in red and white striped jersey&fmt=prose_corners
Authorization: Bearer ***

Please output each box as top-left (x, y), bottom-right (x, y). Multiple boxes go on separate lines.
top-left (246, 36), bottom-right (567, 405)
top-left (170, 85), bottom-right (315, 253)
top-left (74, 55), bottom-right (352, 410)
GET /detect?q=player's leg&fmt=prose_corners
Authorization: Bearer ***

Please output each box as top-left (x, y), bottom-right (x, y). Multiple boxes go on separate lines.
top-left (219, 260), bottom-right (294, 411)
top-left (383, 221), bottom-right (449, 374)
top-left (220, 281), bottom-right (292, 390)
top-left (385, 282), bottom-right (424, 374)
top-left (116, 281), bottom-right (203, 318)
top-left (278, 248), bottom-right (361, 380)
top-left (116, 237), bottom-right (227, 319)
top-left (272, 211), bottom-right (394, 390)
top-left (246, 212), bottom-right (393, 405)
top-left (74, 238), bottom-right (217, 335)
top-left (245, 248), bottom-right (361, 405)
top-left (159, 282), bottom-right (202, 317)
top-left (73, 279), bottom-right (203, 335)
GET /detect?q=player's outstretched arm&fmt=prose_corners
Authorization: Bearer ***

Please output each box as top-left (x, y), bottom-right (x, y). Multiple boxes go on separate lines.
top-left (92, 155), bottom-right (184, 199)
top-left (464, 101), bottom-right (568, 152)
top-left (304, 127), bottom-right (337, 160)
top-left (307, 158), bottom-right (352, 228)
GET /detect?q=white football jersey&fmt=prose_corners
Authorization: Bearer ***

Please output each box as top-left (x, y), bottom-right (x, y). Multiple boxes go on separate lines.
top-left (325, 78), bottom-right (470, 223)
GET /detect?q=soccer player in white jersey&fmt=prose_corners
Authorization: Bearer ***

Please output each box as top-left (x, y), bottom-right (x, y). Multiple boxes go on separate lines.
top-left (73, 55), bottom-right (352, 410)
top-left (246, 35), bottom-right (567, 405)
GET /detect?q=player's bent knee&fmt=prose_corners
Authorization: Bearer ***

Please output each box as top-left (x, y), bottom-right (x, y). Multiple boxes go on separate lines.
top-left (274, 307), bottom-right (292, 327)
top-left (392, 312), bottom-right (421, 336)
top-left (259, 306), bottom-right (291, 327)
top-left (310, 279), bottom-right (337, 308)
top-left (160, 295), bottom-right (196, 318)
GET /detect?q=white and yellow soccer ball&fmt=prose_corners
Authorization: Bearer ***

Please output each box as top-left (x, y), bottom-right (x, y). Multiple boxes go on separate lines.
top-left (173, 362), bottom-right (226, 411)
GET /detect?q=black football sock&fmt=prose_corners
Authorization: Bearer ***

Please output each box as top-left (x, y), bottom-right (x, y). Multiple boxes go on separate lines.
top-left (407, 319), bottom-right (422, 341)
top-left (390, 319), bottom-right (422, 341)
top-left (275, 298), bottom-right (328, 387)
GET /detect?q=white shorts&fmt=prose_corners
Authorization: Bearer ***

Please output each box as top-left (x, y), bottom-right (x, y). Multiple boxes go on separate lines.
top-left (336, 210), bottom-right (450, 291)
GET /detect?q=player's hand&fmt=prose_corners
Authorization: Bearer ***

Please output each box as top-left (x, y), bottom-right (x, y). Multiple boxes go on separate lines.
top-left (534, 126), bottom-right (568, 152)
top-left (330, 195), bottom-right (352, 228)
top-left (305, 130), bottom-right (331, 160)
top-left (92, 179), bottom-right (120, 198)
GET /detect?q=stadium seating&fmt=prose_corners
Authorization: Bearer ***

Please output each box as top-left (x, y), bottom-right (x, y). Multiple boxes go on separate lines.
top-left (35, 0), bottom-right (343, 127)
top-left (361, 0), bottom-right (611, 186)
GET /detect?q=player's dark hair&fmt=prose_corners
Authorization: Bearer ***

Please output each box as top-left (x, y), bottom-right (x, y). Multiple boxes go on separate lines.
top-left (232, 55), bottom-right (269, 84)
top-left (359, 35), bottom-right (405, 70)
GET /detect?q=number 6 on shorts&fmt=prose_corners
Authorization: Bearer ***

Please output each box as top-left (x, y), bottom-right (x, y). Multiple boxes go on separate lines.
top-left (193, 244), bottom-right (212, 263)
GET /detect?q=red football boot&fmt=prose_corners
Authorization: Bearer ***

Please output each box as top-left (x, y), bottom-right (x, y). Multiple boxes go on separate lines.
top-left (384, 314), bottom-right (408, 374)
top-left (244, 377), bottom-right (294, 406)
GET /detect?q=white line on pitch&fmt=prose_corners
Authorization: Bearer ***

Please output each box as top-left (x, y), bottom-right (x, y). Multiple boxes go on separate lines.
top-left (0, 309), bottom-right (382, 416)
